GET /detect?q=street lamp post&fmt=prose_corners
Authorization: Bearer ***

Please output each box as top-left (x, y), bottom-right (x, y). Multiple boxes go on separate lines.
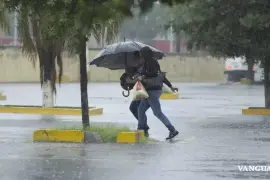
top-left (13, 11), bottom-right (18, 46)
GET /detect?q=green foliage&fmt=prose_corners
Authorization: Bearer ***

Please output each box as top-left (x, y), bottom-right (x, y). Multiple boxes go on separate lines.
top-left (0, 1), bottom-right (10, 34)
top-left (120, 3), bottom-right (169, 42)
top-left (3, 0), bottom-right (130, 93)
top-left (137, 0), bottom-right (188, 14)
top-left (58, 124), bottom-right (130, 143)
top-left (170, 0), bottom-right (270, 62)
top-left (65, 0), bottom-right (129, 53)
top-left (85, 124), bottom-right (129, 143)
top-left (5, 0), bottom-right (69, 93)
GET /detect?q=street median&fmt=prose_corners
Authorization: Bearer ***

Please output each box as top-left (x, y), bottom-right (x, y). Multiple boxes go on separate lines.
top-left (0, 105), bottom-right (103, 116)
top-left (242, 107), bottom-right (270, 115)
top-left (33, 125), bottom-right (158, 144)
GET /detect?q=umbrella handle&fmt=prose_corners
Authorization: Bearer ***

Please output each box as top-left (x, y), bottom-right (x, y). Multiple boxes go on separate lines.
top-left (122, 90), bottom-right (130, 97)
top-left (122, 88), bottom-right (130, 97)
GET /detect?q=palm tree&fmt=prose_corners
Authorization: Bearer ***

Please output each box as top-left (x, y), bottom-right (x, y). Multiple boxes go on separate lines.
top-left (0, 5), bottom-right (9, 100)
top-left (16, 4), bottom-right (65, 107)
top-left (0, 4), bottom-right (10, 33)
top-left (16, 0), bottom-right (124, 127)
top-left (3, 0), bottom-right (129, 128)
top-left (65, 1), bottom-right (126, 128)
top-left (91, 12), bottom-right (124, 47)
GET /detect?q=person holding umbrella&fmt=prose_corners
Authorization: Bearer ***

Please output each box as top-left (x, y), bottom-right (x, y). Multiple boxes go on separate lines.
top-left (90, 41), bottom-right (178, 139)
top-left (134, 46), bottom-right (179, 140)
top-left (120, 58), bottom-right (178, 138)
top-left (120, 51), bottom-right (150, 136)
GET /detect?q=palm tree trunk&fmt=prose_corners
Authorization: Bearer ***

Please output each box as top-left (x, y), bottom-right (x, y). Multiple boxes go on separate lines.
top-left (42, 80), bottom-right (54, 107)
top-left (41, 46), bottom-right (54, 107)
top-left (79, 36), bottom-right (90, 128)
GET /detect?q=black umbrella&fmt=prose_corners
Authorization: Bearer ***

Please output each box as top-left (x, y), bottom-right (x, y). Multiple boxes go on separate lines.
top-left (89, 41), bottom-right (165, 70)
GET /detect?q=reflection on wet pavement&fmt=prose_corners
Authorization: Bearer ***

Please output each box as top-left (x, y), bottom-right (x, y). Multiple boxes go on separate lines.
top-left (0, 83), bottom-right (269, 179)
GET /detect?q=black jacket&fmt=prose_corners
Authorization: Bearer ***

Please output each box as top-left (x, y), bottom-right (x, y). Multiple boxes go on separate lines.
top-left (137, 46), bottom-right (173, 90)
top-left (120, 47), bottom-right (173, 91)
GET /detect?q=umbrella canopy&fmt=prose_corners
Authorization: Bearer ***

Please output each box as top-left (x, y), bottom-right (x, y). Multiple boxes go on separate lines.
top-left (89, 41), bottom-right (165, 70)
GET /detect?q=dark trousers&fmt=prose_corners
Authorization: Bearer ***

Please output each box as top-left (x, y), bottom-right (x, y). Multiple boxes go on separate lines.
top-left (137, 90), bottom-right (175, 132)
top-left (129, 100), bottom-right (149, 130)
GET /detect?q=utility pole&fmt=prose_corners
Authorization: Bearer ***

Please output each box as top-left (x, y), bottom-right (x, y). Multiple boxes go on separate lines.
top-left (169, 13), bottom-right (174, 52)
top-left (13, 11), bottom-right (18, 46)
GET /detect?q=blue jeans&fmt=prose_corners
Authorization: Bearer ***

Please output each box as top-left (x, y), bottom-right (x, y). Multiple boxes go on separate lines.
top-left (138, 90), bottom-right (175, 132)
top-left (129, 100), bottom-right (149, 130)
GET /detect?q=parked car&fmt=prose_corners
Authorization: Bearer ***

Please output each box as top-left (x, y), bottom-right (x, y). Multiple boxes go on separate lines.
top-left (224, 56), bottom-right (263, 82)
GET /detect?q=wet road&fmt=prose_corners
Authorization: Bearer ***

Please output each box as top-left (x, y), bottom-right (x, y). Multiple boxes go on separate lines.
top-left (0, 83), bottom-right (270, 180)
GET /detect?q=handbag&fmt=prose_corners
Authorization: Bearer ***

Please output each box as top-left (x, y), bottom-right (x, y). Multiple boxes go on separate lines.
top-left (142, 72), bottom-right (166, 88)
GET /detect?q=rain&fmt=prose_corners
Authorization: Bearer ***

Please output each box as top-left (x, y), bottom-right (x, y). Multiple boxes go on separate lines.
top-left (0, 0), bottom-right (270, 180)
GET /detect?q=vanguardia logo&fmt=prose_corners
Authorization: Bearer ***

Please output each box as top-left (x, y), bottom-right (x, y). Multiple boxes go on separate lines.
top-left (238, 165), bottom-right (270, 172)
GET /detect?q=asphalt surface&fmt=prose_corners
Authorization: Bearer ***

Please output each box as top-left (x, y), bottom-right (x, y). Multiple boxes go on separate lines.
top-left (0, 82), bottom-right (270, 180)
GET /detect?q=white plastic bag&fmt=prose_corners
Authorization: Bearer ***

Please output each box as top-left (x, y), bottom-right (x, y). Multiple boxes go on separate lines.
top-left (132, 81), bottom-right (149, 101)
top-left (162, 84), bottom-right (174, 94)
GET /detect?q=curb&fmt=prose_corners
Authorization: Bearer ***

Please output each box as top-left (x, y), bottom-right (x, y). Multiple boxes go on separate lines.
top-left (116, 130), bottom-right (145, 143)
top-left (33, 129), bottom-right (102, 143)
top-left (242, 107), bottom-right (270, 115)
top-left (0, 105), bottom-right (103, 116)
top-left (160, 93), bottom-right (179, 100)
top-left (240, 78), bottom-right (252, 85)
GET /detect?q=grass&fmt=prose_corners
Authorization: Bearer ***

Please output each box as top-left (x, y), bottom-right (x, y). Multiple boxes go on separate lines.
top-left (57, 124), bottom-right (130, 143)
top-left (85, 125), bottom-right (130, 143)
top-left (56, 124), bottom-right (159, 143)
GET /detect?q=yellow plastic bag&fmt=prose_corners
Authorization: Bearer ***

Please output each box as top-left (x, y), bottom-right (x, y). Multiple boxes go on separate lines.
top-left (132, 81), bottom-right (149, 101)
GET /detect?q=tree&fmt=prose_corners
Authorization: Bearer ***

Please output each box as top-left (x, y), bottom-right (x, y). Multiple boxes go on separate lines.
top-left (123, 0), bottom-right (190, 51)
top-left (92, 14), bottom-right (124, 47)
top-left (4, 0), bottom-right (130, 127)
top-left (164, 7), bottom-right (189, 53)
top-left (120, 3), bottom-right (169, 44)
top-left (169, 0), bottom-right (270, 107)
top-left (239, 0), bottom-right (270, 107)
top-left (64, 0), bottom-right (130, 127)
top-left (0, 2), bottom-right (10, 34)
top-left (133, 0), bottom-right (186, 13)
top-left (4, 0), bottom-right (70, 107)
top-left (161, 0), bottom-right (270, 108)
top-left (170, 0), bottom-right (261, 81)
